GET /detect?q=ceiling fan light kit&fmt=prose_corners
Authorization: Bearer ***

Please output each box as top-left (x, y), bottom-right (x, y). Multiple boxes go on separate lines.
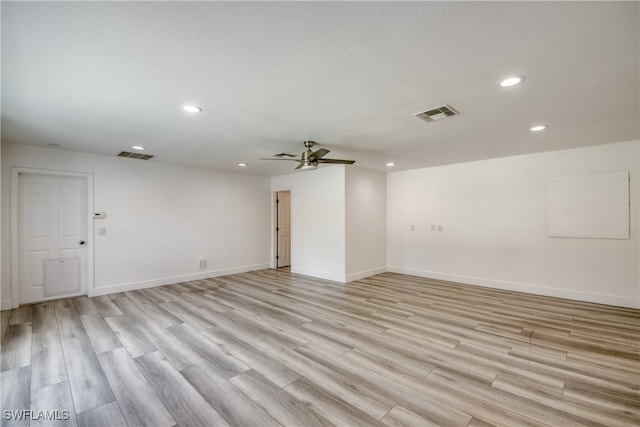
top-left (261, 140), bottom-right (355, 171)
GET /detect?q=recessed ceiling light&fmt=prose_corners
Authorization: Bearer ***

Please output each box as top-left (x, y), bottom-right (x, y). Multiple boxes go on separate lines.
top-left (386, 162), bottom-right (395, 167)
top-left (499, 76), bottom-right (525, 87)
top-left (237, 162), bottom-right (248, 167)
top-left (530, 125), bottom-right (547, 132)
top-left (131, 145), bottom-right (145, 151)
top-left (182, 104), bottom-right (202, 113)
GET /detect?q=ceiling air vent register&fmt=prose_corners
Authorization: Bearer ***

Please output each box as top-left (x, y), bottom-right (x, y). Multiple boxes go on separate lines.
top-left (116, 151), bottom-right (155, 160)
top-left (414, 104), bottom-right (460, 122)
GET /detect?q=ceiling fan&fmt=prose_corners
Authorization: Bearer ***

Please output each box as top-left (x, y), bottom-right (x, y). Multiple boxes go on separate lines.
top-left (261, 141), bottom-right (355, 170)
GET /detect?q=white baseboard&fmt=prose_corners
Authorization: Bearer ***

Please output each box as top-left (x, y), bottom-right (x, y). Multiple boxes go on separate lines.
top-left (387, 266), bottom-right (640, 309)
top-left (1, 299), bottom-right (13, 311)
top-left (291, 267), bottom-right (347, 283)
top-left (345, 266), bottom-right (387, 283)
top-left (290, 266), bottom-right (387, 284)
top-left (91, 263), bottom-right (270, 297)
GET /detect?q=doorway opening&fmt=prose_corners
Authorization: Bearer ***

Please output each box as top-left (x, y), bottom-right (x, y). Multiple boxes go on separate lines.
top-left (275, 191), bottom-right (291, 268)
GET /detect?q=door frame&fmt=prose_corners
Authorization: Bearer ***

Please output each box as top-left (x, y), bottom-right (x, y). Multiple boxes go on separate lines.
top-left (11, 167), bottom-right (95, 308)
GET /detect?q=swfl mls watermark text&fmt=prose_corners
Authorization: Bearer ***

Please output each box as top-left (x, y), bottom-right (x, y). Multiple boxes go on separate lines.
top-left (3, 410), bottom-right (70, 421)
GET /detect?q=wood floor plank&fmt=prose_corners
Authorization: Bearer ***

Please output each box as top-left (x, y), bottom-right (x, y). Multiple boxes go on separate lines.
top-left (167, 323), bottom-right (250, 379)
top-left (200, 327), bottom-right (301, 388)
top-left (467, 416), bottom-right (498, 427)
top-left (285, 376), bottom-right (387, 427)
top-left (111, 296), bottom-right (154, 324)
top-left (194, 309), bottom-right (271, 345)
top-left (182, 362), bottom-right (280, 426)
top-left (60, 336), bottom-right (115, 414)
top-left (31, 340), bottom-right (67, 392)
top-left (428, 368), bottom-right (602, 427)
top-left (52, 299), bottom-right (74, 310)
top-left (104, 315), bottom-right (158, 358)
top-left (30, 381), bottom-right (77, 427)
top-left (562, 380), bottom-right (640, 419)
top-left (531, 329), bottom-right (640, 360)
top-left (297, 344), bottom-right (473, 426)
top-left (31, 302), bottom-right (57, 335)
top-left (342, 348), bottom-right (435, 385)
top-left (91, 296), bottom-right (123, 318)
top-left (98, 347), bottom-right (175, 427)
top-left (492, 374), bottom-right (637, 427)
top-left (1, 366), bottom-right (31, 427)
top-left (1, 323), bottom-right (32, 371)
top-left (134, 320), bottom-right (203, 371)
top-left (134, 351), bottom-right (229, 427)
top-left (80, 314), bottom-right (122, 354)
top-left (253, 338), bottom-right (396, 420)
top-left (229, 369), bottom-right (333, 427)
top-left (210, 287), bottom-right (312, 326)
top-left (337, 343), bottom-right (535, 426)
top-left (137, 287), bottom-right (176, 304)
top-left (195, 292), bottom-right (236, 313)
top-left (55, 307), bottom-right (87, 341)
top-left (1, 309), bottom-right (11, 344)
top-left (380, 405), bottom-right (440, 427)
top-left (505, 343), bottom-right (639, 394)
top-left (31, 303), bottom-right (67, 390)
top-left (75, 401), bottom-right (127, 427)
top-left (158, 301), bottom-right (217, 330)
top-left (8, 306), bottom-right (33, 326)
top-left (292, 332), bottom-right (352, 358)
top-left (222, 308), bottom-right (307, 348)
top-left (73, 296), bottom-right (100, 316)
top-left (123, 291), bottom-right (183, 327)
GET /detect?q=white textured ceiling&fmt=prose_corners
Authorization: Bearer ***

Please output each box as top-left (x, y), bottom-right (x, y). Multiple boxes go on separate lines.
top-left (2, 1), bottom-right (639, 176)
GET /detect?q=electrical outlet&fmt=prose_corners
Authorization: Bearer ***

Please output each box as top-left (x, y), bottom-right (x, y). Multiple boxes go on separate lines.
top-left (431, 224), bottom-right (436, 231)
top-left (410, 225), bottom-right (415, 231)
top-left (438, 225), bottom-right (443, 232)
top-left (199, 259), bottom-right (207, 269)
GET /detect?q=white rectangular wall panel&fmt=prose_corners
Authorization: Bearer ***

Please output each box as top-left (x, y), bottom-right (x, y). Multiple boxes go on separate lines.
top-left (548, 171), bottom-right (630, 239)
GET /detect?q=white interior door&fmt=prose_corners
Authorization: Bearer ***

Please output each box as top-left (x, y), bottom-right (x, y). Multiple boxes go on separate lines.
top-left (19, 174), bottom-right (88, 304)
top-left (277, 191), bottom-right (291, 268)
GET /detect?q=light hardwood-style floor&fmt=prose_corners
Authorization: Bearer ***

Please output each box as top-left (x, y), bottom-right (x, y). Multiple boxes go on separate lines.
top-left (1, 270), bottom-right (638, 426)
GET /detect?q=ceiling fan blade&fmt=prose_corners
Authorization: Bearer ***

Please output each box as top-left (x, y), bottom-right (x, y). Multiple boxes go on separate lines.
top-left (272, 152), bottom-right (297, 158)
top-left (310, 148), bottom-right (330, 160)
top-left (294, 162), bottom-right (304, 170)
top-left (317, 158), bottom-right (356, 164)
top-left (259, 157), bottom-right (300, 161)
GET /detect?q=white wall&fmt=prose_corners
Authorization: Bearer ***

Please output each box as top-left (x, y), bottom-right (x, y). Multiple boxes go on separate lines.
top-left (1, 143), bottom-right (271, 308)
top-left (4, 140), bottom-right (637, 310)
top-left (270, 165), bottom-right (386, 283)
top-left (345, 167), bottom-right (386, 281)
top-left (271, 165), bottom-right (346, 282)
top-left (387, 140), bottom-right (640, 308)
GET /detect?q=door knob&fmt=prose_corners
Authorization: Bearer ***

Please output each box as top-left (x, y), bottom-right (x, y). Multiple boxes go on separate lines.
top-left (79, 240), bottom-right (86, 246)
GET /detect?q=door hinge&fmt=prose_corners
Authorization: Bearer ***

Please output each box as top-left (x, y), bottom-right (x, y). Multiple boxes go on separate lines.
top-left (276, 199), bottom-right (280, 204)
top-left (276, 227), bottom-right (279, 231)
top-left (276, 255), bottom-right (280, 260)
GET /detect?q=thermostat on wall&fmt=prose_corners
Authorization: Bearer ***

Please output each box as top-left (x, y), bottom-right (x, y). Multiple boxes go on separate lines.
top-left (93, 212), bottom-right (106, 219)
